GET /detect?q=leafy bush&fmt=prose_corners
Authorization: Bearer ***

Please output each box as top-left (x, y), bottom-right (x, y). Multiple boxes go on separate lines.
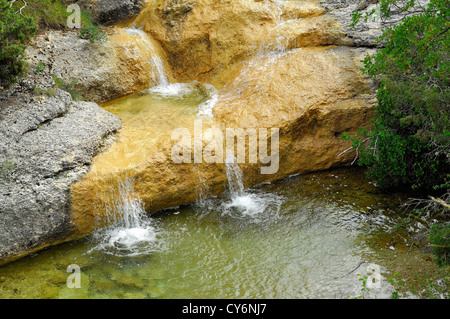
top-left (35, 62), bottom-right (45, 73)
top-left (52, 75), bottom-right (83, 101)
top-left (8, 0), bottom-right (91, 29)
top-left (345, 0), bottom-right (450, 191)
top-left (0, 0), bottom-right (37, 88)
top-left (429, 223), bottom-right (450, 266)
top-left (79, 23), bottom-right (107, 43)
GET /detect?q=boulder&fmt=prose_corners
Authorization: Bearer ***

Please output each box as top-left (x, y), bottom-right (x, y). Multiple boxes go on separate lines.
top-left (76, 0), bottom-right (144, 25)
top-left (27, 29), bottom-right (171, 103)
top-left (0, 72), bottom-right (121, 265)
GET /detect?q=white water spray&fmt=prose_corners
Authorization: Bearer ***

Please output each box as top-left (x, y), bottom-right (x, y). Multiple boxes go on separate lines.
top-left (89, 178), bottom-right (164, 257)
top-left (221, 157), bottom-right (283, 220)
top-left (123, 28), bottom-right (219, 116)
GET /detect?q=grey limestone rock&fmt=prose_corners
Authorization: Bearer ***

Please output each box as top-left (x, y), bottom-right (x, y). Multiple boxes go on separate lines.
top-left (0, 71), bottom-right (121, 265)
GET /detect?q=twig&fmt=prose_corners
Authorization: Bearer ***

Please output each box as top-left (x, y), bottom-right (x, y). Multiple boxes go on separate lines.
top-left (338, 146), bottom-right (354, 157)
top-left (430, 196), bottom-right (450, 210)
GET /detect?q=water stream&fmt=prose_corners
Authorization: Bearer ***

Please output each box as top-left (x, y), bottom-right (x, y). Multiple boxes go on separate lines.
top-left (0, 166), bottom-right (433, 299)
top-left (0, 0), bottom-right (444, 300)
top-left (88, 177), bottom-right (164, 258)
top-left (0, 89), bottom-right (436, 299)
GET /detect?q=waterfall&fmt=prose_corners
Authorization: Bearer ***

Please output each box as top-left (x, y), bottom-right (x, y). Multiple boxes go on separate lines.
top-left (218, 0), bottom-right (299, 108)
top-left (150, 54), bottom-right (170, 88)
top-left (107, 178), bottom-right (146, 228)
top-left (225, 156), bottom-right (245, 197)
top-left (89, 177), bottom-right (164, 257)
top-left (220, 156), bottom-right (283, 221)
top-left (123, 27), bottom-right (220, 117)
top-left (123, 27), bottom-right (169, 88)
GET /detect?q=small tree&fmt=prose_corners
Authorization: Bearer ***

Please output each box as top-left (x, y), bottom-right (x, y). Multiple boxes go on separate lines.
top-left (429, 223), bottom-right (450, 266)
top-left (346, 0), bottom-right (450, 191)
top-left (0, 0), bottom-right (37, 89)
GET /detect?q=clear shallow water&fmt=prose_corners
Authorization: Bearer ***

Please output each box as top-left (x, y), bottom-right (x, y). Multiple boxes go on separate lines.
top-left (0, 167), bottom-right (423, 299)
top-left (0, 84), bottom-right (435, 299)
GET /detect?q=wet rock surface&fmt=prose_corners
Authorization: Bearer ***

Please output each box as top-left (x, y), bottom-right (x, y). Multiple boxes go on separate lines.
top-left (27, 30), bottom-right (165, 104)
top-left (1, 0), bottom-right (396, 265)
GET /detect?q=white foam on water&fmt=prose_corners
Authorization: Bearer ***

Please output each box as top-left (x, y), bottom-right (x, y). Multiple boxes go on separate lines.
top-left (197, 84), bottom-right (219, 117)
top-left (89, 178), bottom-right (165, 257)
top-left (225, 194), bottom-right (265, 216)
top-left (146, 82), bottom-right (194, 98)
top-left (221, 158), bottom-right (284, 221)
top-left (145, 81), bottom-right (219, 117)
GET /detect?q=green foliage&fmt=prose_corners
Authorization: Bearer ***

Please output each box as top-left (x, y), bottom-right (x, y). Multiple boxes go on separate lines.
top-left (429, 223), bottom-right (450, 266)
top-left (0, 160), bottom-right (15, 184)
top-left (33, 87), bottom-right (56, 96)
top-left (1, 0), bottom-right (101, 87)
top-left (8, 0), bottom-right (91, 29)
top-left (35, 62), bottom-right (45, 73)
top-left (345, 0), bottom-right (450, 191)
top-left (52, 75), bottom-right (83, 101)
top-left (388, 272), bottom-right (405, 299)
top-left (353, 273), bottom-right (371, 299)
top-left (79, 23), bottom-right (107, 44)
top-left (0, 0), bottom-right (37, 88)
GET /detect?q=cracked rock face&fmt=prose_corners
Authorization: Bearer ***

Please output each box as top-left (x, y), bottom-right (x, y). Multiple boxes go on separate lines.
top-left (0, 73), bottom-right (121, 265)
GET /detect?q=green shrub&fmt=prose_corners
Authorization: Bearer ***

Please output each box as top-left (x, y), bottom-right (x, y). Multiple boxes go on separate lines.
top-left (0, 0), bottom-right (37, 88)
top-left (52, 75), bottom-right (83, 101)
top-left (1, 0), bottom-right (97, 88)
top-left (79, 23), bottom-right (107, 43)
top-left (345, 0), bottom-right (450, 191)
top-left (8, 0), bottom-right (91, 29)
top-left (35, 62), bottom-right (45, 73)
top-left (429, 223), bottom-right (450, 266)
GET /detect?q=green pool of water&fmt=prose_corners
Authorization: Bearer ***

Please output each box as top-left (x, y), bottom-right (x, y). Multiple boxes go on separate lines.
top-left (0, 167), bottom-right (430, 299)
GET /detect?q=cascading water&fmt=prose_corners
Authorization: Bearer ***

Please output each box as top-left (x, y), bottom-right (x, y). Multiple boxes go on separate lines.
top-left (218, 0), bottom-right (299, 108)
top-left (221, 157), bottom-right (284, 221)
top-left (225, 157), bottom-right (245, 197)
top-left (93, 0), bottom-right (302, 253)
top-left (0, 1), bottom-right (431, 300)
top-left (89, 178), bottom-right (164, 257)
top-left (123, 28), bottom-right (219, 117)
top-left (123, 27), bottom-right (169, 87)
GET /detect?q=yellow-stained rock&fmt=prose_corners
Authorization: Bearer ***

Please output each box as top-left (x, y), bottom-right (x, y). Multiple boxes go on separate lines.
top-left (131, 0), bottom-right (337, 82)
top-left (69, 45), bottom-right (375, 238)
